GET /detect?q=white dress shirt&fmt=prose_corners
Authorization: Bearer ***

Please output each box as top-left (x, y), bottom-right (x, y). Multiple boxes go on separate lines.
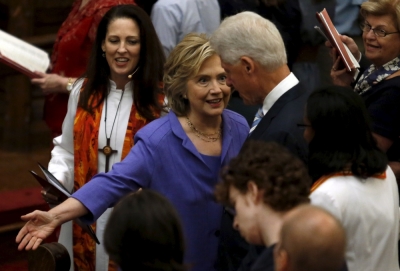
top-left (249, 72), bottom-right (299, 133)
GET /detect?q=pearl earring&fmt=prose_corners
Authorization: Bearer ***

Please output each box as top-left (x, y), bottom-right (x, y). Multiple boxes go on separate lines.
top-left (102, 52), bottom-right (105, 57)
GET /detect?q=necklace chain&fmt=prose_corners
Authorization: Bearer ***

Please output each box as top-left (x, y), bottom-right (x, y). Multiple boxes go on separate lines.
top-left (186, 116), bottom-right (222, 142)
top-left (105, 90), bottom-right (124, 140)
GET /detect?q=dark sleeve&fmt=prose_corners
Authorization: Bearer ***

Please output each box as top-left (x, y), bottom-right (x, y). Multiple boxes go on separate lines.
top-left (238, 245), bottom-right (266, 271)
top-left (217, 210), bottom-right (249, 271)
top-left (256, 130), bottom-right (308, 165)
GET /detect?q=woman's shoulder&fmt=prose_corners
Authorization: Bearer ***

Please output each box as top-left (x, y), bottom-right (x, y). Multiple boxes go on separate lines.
top-left (375, 75), bottom-right (400, 90)
top-left (70, 78), bottom-right (86, 97)
top-left (223, 109), bottom-right (249, 129)
top-left (362, 76), bottom-right (400, 104)
top-left (314, 174), bottom-right (357, 191)
top-left (135, 114), bottom-right (173, 142)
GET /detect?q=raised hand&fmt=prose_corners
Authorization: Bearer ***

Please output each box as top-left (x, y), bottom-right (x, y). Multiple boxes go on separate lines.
top-left (326, 35), bottom-right (361, 63)
top-left (15, 210), bottom-right (59, 250)
top-left (330, 55), bottom-right (357, 87)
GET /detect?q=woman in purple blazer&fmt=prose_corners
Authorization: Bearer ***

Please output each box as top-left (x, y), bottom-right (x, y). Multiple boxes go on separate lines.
top-left (16, 33), bottom-right (249, 271)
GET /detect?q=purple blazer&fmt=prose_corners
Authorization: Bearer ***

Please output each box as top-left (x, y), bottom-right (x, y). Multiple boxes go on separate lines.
top-left (73, 109), bottom-right (249, 271)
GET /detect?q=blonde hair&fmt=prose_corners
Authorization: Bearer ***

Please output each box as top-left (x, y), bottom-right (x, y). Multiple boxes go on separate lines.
top-left (164, 33), bottom-right (216, 116)
top-left (361, 0), bottom-right (400, 30)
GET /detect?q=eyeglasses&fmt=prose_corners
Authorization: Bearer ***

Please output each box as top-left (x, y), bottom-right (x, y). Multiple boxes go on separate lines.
top-left (360, 22), bottom-right (400, 37)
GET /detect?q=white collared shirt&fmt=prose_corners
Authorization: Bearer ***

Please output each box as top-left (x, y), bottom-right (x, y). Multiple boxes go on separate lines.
top-left (260, 72), bottom-right (299, 116)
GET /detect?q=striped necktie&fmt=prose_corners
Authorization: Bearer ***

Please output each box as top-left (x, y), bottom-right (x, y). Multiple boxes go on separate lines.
top-left (249, 107), bottom-right (264, 134)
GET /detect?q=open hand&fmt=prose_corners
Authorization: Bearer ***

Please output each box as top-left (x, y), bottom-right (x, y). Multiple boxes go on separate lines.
top-left (15, 210), bottom-right (59, 250)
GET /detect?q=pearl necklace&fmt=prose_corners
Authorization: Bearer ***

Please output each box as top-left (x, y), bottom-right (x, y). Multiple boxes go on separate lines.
top-left (186, 116), bottom-right (222, 142)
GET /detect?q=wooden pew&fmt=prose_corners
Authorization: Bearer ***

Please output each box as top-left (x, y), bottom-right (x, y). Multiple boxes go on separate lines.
top-left (28, 242), bottom-right (71, 271)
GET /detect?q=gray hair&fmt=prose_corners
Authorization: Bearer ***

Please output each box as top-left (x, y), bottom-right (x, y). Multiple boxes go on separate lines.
top-left (210, 11), bottom-right (287, 71)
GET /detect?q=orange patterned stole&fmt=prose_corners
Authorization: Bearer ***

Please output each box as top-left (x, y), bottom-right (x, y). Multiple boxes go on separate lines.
top-left (311, 171), bottom-right (387, 193)
top-left (73, 86), bottom-right (162, 271)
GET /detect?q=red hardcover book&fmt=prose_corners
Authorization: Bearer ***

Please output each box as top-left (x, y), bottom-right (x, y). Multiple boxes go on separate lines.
top-left (316, 8), bottom-right (360, 72)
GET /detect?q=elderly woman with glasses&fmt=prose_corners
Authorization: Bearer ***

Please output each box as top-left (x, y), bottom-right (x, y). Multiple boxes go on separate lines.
top-left (329, 0), bottom-right (400, 181)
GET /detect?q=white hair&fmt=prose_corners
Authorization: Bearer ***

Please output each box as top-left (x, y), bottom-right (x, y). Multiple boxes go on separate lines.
top-left (210, 11), bottom-right (287, 71)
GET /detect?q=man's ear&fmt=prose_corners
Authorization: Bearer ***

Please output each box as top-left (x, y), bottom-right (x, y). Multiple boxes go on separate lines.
top-left (274, 245), bottom-right (289, 271)
top-left (247, 181), bottom-right (263, 204)
top-left (240, 56), bottom-right (255, 74)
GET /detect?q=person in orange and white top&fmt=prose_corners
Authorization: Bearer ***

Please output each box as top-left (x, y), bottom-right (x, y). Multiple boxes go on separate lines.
top-left (47, 5), bottom-right (165, 271)
top-left (303, 86), bottom-right (399, 271)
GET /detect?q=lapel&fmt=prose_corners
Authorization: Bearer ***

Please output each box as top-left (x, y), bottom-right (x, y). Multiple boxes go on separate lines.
top-left (220, 110), bottom-right (233, 165)
top-left (249, 84), bottom-right (304, 140)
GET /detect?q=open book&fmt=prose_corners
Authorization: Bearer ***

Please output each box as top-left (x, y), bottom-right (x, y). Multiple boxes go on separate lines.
top-left (30, 163), bottom-right (100, 244)
top-left (315, 8), bottom-right (360, 72)
top-left (0, 30), bottom-right (50, 78)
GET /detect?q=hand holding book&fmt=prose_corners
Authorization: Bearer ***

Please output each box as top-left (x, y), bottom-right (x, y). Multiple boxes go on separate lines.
top-left (315, 8), bottom-right (360, 72)
top-left (0, 30), bottom-right (50, 78)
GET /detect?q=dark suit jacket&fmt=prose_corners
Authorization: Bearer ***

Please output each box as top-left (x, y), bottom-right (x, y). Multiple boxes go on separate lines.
top-left (217, 83), bottom-right (310, 271)
top-left (248, 83), bottom-right (309, 163)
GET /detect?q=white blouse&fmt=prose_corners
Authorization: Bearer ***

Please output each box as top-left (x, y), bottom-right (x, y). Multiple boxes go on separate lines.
top-left (47, 78), bottom-right (134, 271)
top-left (48, 79), bottom-right (134, 192)
top-left (311, 167), bottom-right (400, 271)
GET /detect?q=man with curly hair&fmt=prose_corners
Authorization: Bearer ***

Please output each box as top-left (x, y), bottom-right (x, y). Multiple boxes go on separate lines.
top-left (215, 141), bottom-right (346, 271)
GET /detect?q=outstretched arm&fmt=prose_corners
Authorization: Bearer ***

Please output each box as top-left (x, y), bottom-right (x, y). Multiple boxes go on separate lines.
top-left (16, 197), bottom-right (88, 251)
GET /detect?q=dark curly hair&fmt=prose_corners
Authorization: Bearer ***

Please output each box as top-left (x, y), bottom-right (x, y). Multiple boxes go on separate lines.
top-left (215, 140), bottom-right (311, 211)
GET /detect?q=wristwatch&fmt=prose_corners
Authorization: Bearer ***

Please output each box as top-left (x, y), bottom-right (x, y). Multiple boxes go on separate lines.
top-left (66, 78), bottom-right (73, 92)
